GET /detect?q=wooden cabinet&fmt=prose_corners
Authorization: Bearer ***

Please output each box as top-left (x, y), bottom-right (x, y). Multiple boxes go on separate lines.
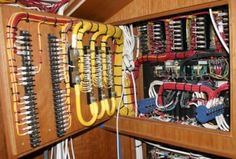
top-left (0, 0), bottom-right (236, 158)
top-left (103, 0), bottom-right (236, 158)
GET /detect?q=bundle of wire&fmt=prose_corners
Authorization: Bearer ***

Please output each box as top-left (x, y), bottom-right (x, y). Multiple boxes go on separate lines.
top-left (148, 80), bottom-right (229, 131)
top-left (17, 0), bottom-right (69, 13)
top-left (146, 141), bottom-right (211, 159)
top-left (117, 25), bottom-right (142, 159)
top-left (49, 138), bottom-right (75, 159)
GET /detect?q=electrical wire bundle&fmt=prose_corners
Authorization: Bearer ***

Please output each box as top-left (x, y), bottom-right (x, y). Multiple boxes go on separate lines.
top-left (147, 141), bottom-right (211, 159)
top-left (48, 34), bottom-right (71, 136)
top-left (47, 138), bottom-right (75, 159)
top-left (119, 25), bottom-right (136, 116)
top-left (148, 79), bottom-right (229, 131)
top-left (14, 30), bottom-right (41, 147)
top-left (17, 0), bottom-right (69, 13)
top-left (6, 11), bottom-right (73, 151)
top-left (132, 7), bottom-right (231, 132)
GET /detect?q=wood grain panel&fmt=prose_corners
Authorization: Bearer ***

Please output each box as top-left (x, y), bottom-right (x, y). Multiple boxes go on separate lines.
top-left (0, 100), bottom-right (8, 159)
top-left (20, 128), bottom-right (136, 159)
top-left (0, 6), bottom-right (113, 158)
top-left (105, 0), bottom-right (228, 24)
top-left (120, 136), bottom-right (136, 159)
top-left (66, 0), bottom-right (133, 22)
top-left (72, 127), bottom-right (117, 159)
top-left (104, 116), bottom-right (236, 158)
top-left (229, 0), bottom-right (236, 137)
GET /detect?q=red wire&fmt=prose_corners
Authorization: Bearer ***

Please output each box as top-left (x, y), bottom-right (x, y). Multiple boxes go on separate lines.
top-left (18, 0), bottom-right (69, 13)
top-left (9, 12), bottom-right (73, 47)
top-left (157, 82), bottom-right (229, 105)
top-left (133, 50), bottom-right (197, 78)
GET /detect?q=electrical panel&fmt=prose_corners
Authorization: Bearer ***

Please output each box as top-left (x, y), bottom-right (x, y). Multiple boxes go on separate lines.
top-left (0, 6), bottom-right (123, 158)
top-left (121, 6), bottom-right (230, 132)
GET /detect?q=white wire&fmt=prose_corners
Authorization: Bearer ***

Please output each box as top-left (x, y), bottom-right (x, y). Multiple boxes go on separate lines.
top-left (62, 140), bottom-right (65, 159)
top-left (56, 143), bottom-right (60, 159)
top-left (120, 25), bottom-right (135, 72)
top-left (209, 8), bottom-right (229, 54)
top-left (145, 141), bottom-right (211, 159)
top-left (116, 88), bottom-right (124, 159)
top-left (120, 24), bottom-right (143, 159)
top-left (66, 0), bottom-right (86, 16)
top-left (136, 36), bottom-right (140, 58)
top-left (131, 70), bottom-right (143, 159)
top-left (70, 138), bottom-right (76, 159)
top-left (205, 97), bottom-right (229, 131)
top-left (64, 139), bottom-right (70, 159)
top-left (7, 4), bottom-right (41, 11)
top-left (148, 80), bottom-right (174, 110)
top-left (41, 0), bottom-right (61, 2)
top-left (57, 2), bottom-right (69, 15)
top-left (50, 147), bottom-right (54, 159)
top-left (131, 72), bottom-right (138, 117)
top-left (220, 114), bottom-right (229, 129)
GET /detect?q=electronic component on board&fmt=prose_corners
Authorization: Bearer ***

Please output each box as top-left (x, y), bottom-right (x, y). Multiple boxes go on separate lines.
top-left (68, 47), bottom-right (80, 87)
top-left (138, 22), bottom-right (149, 54)
top-left (134, 7), bottom-right (230, 131)
top-left (48, 34), bottom-right (70, 137)
top-left (151, 21), bottom-right (166, 53)
top-left (16, 31), bottom-right (41, 147)
top-left (170, 19), bottom-right (187, 51)
top-left (192, 15), bottom-right (210, 50)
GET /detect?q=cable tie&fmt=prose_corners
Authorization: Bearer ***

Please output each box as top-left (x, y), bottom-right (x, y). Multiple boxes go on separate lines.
top-left (113, 64), bottom-right (122, 67)
top-left (90, 39), bottom-right (96, 42)
top-left (8, 58), bottom-right (16, 62)
top-left (70, 19), bottom-right (74, 26)
top-left (105, 25), bottom-right (108, 34)
top-left (42, 16), bottom-right (47, 24)
top-left (54, 18), bottom-right (58, 27)
top-left (101, 40), bottom-right (107, 44)
top-left (115, 43), bottom-right (123, 46)
top-left (26, 13), bottom-right (30, 23)
top-left (190, 84), bottom-right (193, 92)
top-left (112, 27), bottom-right (117, 37)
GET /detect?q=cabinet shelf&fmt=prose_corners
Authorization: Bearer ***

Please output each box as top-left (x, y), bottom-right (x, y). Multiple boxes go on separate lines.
top-left (104, 116), bottom-right (235, 158)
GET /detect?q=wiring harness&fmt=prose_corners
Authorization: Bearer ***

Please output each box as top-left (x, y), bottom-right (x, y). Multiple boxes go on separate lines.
top-left (17, 0), bottom-right (69, 13)
top-left (124, 7), bottom-right (230, 131)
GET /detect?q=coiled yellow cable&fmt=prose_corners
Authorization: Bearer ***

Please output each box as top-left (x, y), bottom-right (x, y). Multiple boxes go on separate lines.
top-left (73, 21), bottom-right (100, 126)
top-left (89, 23), bottom-right (109, 119)
top-left (75, 84), bottom-right (98, 126)
top-left (100, 25), bottom-right (117, 116)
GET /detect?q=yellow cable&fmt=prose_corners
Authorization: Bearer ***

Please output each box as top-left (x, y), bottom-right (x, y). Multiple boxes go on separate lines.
top-left (112, 27), bottom-right (135, 116)
top-left (73, 20), bottom-right (100, 126)
top-left (100, 25), bottom-right (117, 116)
top-left (89, 23), bottom-right (108, 119)
top-left (75, 84), bottom-right (98, 126)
